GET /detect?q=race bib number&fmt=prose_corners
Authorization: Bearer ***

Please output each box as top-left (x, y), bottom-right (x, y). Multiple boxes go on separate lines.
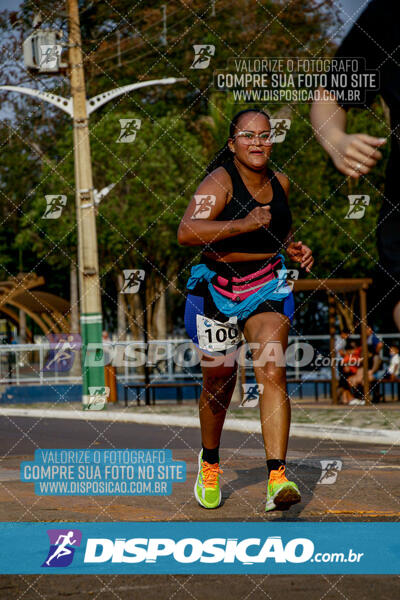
top-left (196, 315), bottom-right (241, 352)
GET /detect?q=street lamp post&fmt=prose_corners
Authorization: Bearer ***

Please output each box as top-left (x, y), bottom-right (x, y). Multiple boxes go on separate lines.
top-left (68, 0), bottom-right (103, 407)
top-left (0, 0), bottom-right (186, 407)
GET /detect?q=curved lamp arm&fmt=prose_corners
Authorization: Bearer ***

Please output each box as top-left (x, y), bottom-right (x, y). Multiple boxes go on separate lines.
top-left (0, 85), bottom-right (73, 116)
top-left (86, 77), bottom-right (187, 115)
top-left (0, 78), bottom-right (187, 118)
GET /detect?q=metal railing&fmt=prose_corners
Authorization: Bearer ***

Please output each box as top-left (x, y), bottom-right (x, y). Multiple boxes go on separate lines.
top-left (0, 333), bottom-right (399, 386)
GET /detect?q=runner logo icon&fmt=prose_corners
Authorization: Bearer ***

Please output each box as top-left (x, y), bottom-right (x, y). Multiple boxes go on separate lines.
top-left (42, 194), bottom-right (67, 219)
top-left (317, 460), bottom-right (343, 485)
top-left (345, 195), bottom-right (370, 219)
top-left (121, 269), bottom-right (145, 294)
top-left (190, 45), bottom-right (215, 69)
top-left (117, 118), bottom-right (142, 143)
top-left (240, 383), bottom-right (264, 407)
top-left (42, 529), bottom-right (82, 568)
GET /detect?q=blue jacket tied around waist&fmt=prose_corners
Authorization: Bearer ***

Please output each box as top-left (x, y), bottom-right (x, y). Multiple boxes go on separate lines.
top-left (186, 254), bottom-right (291, 321)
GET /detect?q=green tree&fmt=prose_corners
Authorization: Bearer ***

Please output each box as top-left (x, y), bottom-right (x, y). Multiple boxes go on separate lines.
top-left (16, 110), bottom-right (204, 335)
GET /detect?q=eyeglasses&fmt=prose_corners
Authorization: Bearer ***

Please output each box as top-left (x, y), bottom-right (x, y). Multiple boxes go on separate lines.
top-left (233, 131), bottom-right (273, 144)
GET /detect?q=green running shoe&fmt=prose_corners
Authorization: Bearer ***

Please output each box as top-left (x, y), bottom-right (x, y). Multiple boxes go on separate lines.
top-left (265, 466), bottom-right (301, 512)
top-left (194, 450), bottom-right (223, 509)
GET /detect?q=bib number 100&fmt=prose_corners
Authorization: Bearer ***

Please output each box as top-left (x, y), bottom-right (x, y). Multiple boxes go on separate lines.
top-left (196, 315), bottom-right (241, 351)
top-left (205, 326), bottom-right (237, 343)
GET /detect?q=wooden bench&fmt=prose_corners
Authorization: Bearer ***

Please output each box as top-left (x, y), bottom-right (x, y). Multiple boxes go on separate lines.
top-left (373, 377), bottom-right (400, 402)
top-left (124, 381), bottom-right (201, 407)
top-left (124, 378), bottom-right (331, 406)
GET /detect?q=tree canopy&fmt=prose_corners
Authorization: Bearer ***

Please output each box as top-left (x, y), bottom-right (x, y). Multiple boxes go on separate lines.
top-left (0, 0), bottom-right (391, 334)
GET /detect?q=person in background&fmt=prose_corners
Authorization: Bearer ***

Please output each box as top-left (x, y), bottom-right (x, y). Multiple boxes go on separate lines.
top-left (346, 330), bottom-right (383, 404)
top-left (387, 346), bottom-right (400, 381)
top-left (340, 339), bottom-right (362, 405)
top-left (310, 0), bottom-right (400, 330)
top-left (365, 325), bottom-right (383, 381)
top-left (366, 325), bottom-right (383, 356)
top-left (335, 330), bottom-right (350, 399)
top-left (335, 330), bottom-right (349, 360)
top-left (371, 345), bottom-right (400, 403)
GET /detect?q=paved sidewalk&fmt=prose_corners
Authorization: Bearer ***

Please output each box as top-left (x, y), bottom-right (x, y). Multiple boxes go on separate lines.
top-left (1, 402), bottom-right (400, 445)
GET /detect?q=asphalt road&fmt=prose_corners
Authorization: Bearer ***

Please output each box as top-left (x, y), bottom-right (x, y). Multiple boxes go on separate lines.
top-left (0, 415), bottom-right (399, 598)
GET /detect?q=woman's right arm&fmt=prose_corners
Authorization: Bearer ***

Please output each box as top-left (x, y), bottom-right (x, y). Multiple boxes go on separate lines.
top-left (177, 167), bottom-right (271, 246)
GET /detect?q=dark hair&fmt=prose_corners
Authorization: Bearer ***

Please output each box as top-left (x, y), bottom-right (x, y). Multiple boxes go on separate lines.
top-left (347, 339), bottom-right (358, 350)
top-left (205, 108), bottom-right (270, 175)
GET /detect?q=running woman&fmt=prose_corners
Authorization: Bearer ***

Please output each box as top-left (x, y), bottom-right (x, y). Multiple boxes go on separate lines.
top-left (177, 108), bottom-right (314, 512)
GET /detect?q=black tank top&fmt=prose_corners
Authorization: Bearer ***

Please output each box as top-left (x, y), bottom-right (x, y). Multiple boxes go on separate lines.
top-left (204, 160), bottom-right (292, 254)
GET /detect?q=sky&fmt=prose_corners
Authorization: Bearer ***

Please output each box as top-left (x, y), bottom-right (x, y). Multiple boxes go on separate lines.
top-left (0, 0), bottom-right (20, 10)
top-left (334, 0), bottom-right (372, 38)
top-left (0, 0), bottom-right (372, 35)
top-left (0, 0), bottom-right (372, 41)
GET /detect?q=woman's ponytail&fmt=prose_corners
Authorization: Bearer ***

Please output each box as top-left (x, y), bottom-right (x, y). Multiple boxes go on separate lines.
top-left (205, 141), bottom-right (234, 175)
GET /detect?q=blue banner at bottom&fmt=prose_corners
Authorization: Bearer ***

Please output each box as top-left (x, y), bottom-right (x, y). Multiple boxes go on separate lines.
top-left (0, 522), bottom-right (399, 574)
